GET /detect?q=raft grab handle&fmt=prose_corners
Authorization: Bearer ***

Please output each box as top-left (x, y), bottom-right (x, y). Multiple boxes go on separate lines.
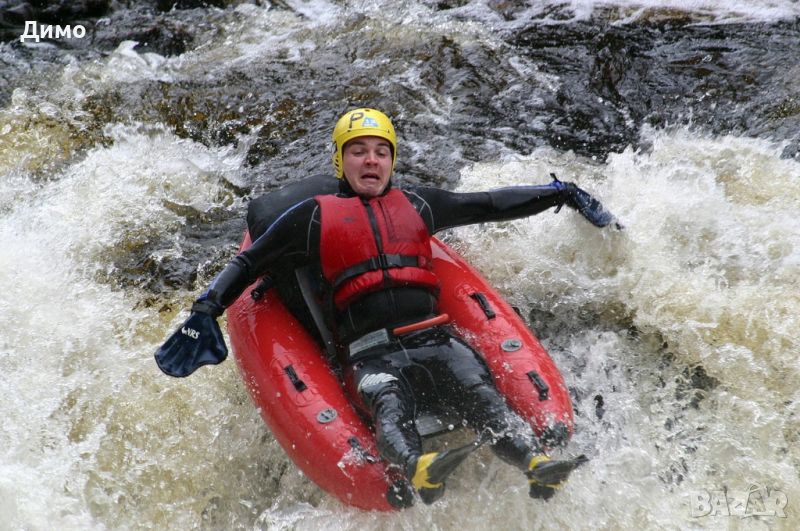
top-left (470, 292), bottom-right (496, 319)
top-left (348, 436), bottom-right (379, 463)
top-left (284, 365), bottom-right (307, 392)
top-left (527, 370), bottom-right (550, 401)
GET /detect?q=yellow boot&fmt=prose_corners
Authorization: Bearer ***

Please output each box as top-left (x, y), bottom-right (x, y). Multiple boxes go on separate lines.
top-left (411, 453), bottom-right (446, 504)
top-left (527, 454), bottom-right (588, 500)
top-left (410, 441), bottom-right (480, 505)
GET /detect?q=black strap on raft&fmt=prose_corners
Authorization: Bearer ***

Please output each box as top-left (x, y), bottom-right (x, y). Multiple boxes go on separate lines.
top-left (332, 254), bottom-right (421, 290)
top-left (250, 276), bottom-right (274, 301)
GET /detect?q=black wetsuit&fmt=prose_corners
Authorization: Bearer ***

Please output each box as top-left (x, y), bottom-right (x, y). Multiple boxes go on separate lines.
top-left (206, 175), bottom-right (567, 475)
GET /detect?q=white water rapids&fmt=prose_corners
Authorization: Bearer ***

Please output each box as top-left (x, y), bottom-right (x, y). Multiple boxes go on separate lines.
top-left (1, 1), bottom-right (798, 529)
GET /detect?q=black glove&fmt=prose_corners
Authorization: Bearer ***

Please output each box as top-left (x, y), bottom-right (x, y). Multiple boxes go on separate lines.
top-left (154, 296), bottom-right (228, 378)
top-left (552, 173), bottom-right (620, 229)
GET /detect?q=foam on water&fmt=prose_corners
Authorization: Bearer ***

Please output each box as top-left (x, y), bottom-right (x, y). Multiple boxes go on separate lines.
top-left (575, 0), bottom-right (800, 23)
top-left (450, 126), bottom-right (799, 529)
top-left (0, 123), bottom-right (254, 529)
top-left (441, 0), bottom-right (800, 26)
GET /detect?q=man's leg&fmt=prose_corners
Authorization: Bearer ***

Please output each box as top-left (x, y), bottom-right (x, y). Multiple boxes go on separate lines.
top-left (431, 336), bottom-right (542, 468)
top-left (347, 354), bottom-right (477, 504)
top-left (347, 359), bottom-right (422, 470)
top-left (426, 334), bottom-right (585, 499)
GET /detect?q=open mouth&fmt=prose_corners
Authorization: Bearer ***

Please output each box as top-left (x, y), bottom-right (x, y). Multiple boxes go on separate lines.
top-left (361, 173), bottom-right (381, 182)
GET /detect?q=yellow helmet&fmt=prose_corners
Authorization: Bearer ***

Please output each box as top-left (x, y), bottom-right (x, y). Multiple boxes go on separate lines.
top-left (331, 108), bottom-right (397, 179)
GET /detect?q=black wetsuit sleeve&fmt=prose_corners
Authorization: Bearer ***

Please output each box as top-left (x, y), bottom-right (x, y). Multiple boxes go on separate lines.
top-left (405, 184), bottom-right (566, 234)
top-left (203, 198), bottom-right (319, 309)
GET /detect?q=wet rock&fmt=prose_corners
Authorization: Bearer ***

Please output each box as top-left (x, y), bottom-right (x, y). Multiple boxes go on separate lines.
top-left (107, 212), bottom-right (246, 293)
top-left (28, 0), bottom-right (110, 23)
top-left (673, 365), bottom-right (720, 409)
top-left (0, 1), bottom-right (194, 56)
top-left (594, 394), bottom-right (605, 420)
top-left (0, 0), bottom-right (110, 25)
top-left (0, 0), bottom-right (110, 41)
top-left (155, 0), bottom-right (280, 12)
top-left (0, 2), bottom-right (34, 26)
top-left (487, 0), bottom-right (529, 21)
top-left (91, 8), bottom-right (195, 56)
top-left (422, 0), bottom-right (470, 10)
top-left (513, 19), bottom-right (800, 159)
top-left (687, 365), bottom-right (719, 392)
top-left (157, 0), bottom-right (228, 10)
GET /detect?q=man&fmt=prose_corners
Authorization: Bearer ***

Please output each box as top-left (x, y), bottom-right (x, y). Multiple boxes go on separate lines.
top-left (156, 108), bottom-right (615, 504)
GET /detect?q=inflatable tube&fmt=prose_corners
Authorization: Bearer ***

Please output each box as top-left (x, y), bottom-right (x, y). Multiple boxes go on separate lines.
top-left (227, 177), bottom-right (574, 510)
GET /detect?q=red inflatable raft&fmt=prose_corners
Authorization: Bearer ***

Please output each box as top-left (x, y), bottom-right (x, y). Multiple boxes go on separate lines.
top-left (227, 223), bottom-right (574, 510)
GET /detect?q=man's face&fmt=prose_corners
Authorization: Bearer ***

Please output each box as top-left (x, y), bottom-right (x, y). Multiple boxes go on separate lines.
top-left (342, 136), bottom-right (393, 198)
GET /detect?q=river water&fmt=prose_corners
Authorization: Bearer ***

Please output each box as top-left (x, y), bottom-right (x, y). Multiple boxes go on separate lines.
top-left (1, 1), bottom-right (798, 529)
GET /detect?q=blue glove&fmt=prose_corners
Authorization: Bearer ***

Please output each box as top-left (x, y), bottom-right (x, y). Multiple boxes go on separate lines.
top-left (154, 296), bottom-right (228, 378)
top-left (551, 174), bottom-right (620, 229)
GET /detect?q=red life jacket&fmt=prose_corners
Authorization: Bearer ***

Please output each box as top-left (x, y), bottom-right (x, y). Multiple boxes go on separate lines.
top-left (316, 189), bottom-right (439, 310)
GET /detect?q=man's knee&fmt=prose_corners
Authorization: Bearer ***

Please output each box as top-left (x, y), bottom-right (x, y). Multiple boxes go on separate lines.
top-left (373, 387), bottom-right (414, 423)
top-left (357, 371), bottom-right (403, 407)
top-left (369, 386), bottom-right (421, 468)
